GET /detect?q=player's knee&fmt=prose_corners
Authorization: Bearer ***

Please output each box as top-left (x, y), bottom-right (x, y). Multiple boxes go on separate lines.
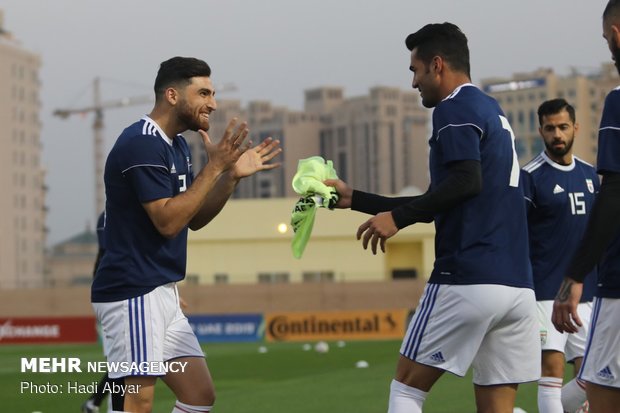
top-left (119, 386), bottom-right (154, 413)
top-left (124, 396), bottom-right (154, 413)
top-left (198, 387), bottom-right (216, 406)
top-left (181, 385), bottom-right (215, 406)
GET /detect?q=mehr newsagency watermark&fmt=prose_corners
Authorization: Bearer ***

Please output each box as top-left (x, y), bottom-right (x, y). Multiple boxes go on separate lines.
top-left (19, 357), bottom-right (187, 395)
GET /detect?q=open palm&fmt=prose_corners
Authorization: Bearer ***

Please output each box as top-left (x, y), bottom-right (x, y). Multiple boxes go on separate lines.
top-left (233, 137), bottom-right (282, 179)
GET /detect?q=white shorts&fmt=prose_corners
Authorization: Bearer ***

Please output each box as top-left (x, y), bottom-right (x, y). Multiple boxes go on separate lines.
top-left (400, 283), bottom-right (540, 385)
top-left (580, 297), bottom-right (620, 388)
top-left (92, 283), bottom-right (204, 379)
top-left (537, 300), bottom-right (592, 362)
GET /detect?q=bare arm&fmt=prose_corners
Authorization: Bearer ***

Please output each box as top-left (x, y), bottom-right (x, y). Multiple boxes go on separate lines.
top-left (142, 120), bottom-right (248, 239)
top-left (187, 171), bottom-right (238, 230)
top-left (188, 136), bottom-right (281, 230)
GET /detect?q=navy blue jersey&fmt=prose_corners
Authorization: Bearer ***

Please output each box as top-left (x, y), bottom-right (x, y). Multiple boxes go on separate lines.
top-left (427, 84), bottom-right (532, 288)
top-left (92, 116), bottom-right (194, 302)
top-left (596, 87), bottom-right (620, 298)
top-left (96, 211), bottom-right (106, 249)
top-left (521, 152), bottom-right (599, 301)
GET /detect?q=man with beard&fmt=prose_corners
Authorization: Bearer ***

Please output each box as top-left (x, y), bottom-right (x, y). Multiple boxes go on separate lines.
top-left (553, 1), bottom-right (620, 411)
top-left (91, 57), bottom-right (281, 413)
top-left (521, 99), bottom-right (598, 413)
top-left (326, 22), bottom-right (539, 413)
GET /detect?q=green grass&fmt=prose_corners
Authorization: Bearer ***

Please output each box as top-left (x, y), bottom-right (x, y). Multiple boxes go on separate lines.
top-left (0, 341), bottom-right (543, 412)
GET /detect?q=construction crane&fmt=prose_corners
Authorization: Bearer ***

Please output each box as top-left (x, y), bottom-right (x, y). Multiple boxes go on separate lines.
top-left (53, 77), bottom-right (152, 222)
top-left (53, 77), bottom-right (237, 222)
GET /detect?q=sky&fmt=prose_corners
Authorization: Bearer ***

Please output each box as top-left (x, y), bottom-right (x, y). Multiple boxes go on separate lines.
top-left (0, 0), bottom-right (612, 245)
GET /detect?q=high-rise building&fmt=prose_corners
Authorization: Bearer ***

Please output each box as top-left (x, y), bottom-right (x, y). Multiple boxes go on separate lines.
top-left (185, 86), bottom-right (429, 199)
top-left (309, 86), bottom-right (429, 195)
top-left (480, 64), bottom-right (617, 166)
top-left (0, 10), bottom-right (47, 288)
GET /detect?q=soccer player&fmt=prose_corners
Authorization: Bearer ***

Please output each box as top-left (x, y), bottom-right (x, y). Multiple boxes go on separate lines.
top-left (521, 99), bottom-right (598, 413)
top-left (82, 211), bottom-right (113, 413)
top-left (326, 22), bottom-right (539, 413)
top-left (91, 57), bottom-right (281, 413)
top-left (553, 1), bottom-right (620, 412)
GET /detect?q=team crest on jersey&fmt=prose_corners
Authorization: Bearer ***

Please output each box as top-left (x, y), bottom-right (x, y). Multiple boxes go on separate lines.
top-left (586, 179), bottom-right (594, 193)
top-left (540, 329), bottom-right (547, 345)
top-left (170, 163), bottom-right (177, 174)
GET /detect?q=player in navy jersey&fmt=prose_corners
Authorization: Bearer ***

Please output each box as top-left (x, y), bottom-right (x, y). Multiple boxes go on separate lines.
top-left (326, 22), bottom-right (539, 413)
top-left (82, 211), bottom-right (114, 413)
top-left (553, 2), bottom-right (620, 411)
top-left (521, 99), bottom-right (599, 413)
top-left (91, 57), bottom-right (281, 413)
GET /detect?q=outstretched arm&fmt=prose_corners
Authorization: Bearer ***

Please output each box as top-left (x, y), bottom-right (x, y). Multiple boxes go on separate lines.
top-left (143, 119), bottom-right (247, 239)
top-left (356, 160), bottom-right (482, 254)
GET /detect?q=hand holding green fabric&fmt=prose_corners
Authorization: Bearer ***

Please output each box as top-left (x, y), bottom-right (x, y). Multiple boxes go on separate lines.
top-left (290, 157), bottom-right (339, 258)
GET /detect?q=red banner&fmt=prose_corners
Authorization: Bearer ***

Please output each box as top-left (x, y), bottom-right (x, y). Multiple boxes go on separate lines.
top-left (0, 317), bottom-right (97, 344)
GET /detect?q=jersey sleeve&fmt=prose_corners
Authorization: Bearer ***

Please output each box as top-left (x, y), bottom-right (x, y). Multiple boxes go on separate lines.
top-left (598, 89), bottom-right (620, 174)
top-left (520, 170), bottom-right (536, 212)
top-left (118, 135), bottom-right (173, 203)
top-left (433, 103), bottom-right (482, 164)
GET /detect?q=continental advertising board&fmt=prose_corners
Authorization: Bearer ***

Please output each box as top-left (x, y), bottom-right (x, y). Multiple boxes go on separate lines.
top-left (264, 309), bottom-right (408, 342)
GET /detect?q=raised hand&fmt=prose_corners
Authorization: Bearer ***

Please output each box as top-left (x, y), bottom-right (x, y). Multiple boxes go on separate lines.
top-left (198, 118), bottom-right (249, 174)
top-left (231, 137), bottom-right (282, 179)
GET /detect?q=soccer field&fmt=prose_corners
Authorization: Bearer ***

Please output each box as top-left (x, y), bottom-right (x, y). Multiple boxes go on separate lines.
top-left (1, 340), bottom-right (541, 413)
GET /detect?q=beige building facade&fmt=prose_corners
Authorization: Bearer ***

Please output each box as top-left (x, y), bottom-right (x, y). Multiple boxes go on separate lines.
top-left (0, 11), bottom-right (47, 289)
top-left (185, 197), bottom-right (435, 285)
top-left (481, 64), bottom-right (618, 166)
top-left (45, 227), bottom-right (98, 287)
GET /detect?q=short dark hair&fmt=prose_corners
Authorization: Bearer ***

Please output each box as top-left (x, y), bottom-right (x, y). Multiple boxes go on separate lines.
top-left (603, 0), bottom-right (620, 23)
top-left (537, 98), bottom-right (576, 125)
top-left (405, 22), bottom-right (470, 77)
top-left (154, 57), bottom-right (212, 99)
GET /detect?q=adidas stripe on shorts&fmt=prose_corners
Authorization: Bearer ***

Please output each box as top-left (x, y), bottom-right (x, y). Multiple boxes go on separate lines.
top-left (400, 283), bottom-right (540, 385)
top-left (579, 297), bottom-right (620, 388)
top-left (93, 282), bottom-right (204, 379)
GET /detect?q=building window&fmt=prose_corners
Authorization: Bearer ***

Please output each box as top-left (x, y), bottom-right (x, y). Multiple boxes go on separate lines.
top-left (529, 109), bottom-right (537, 132)
top-left (337, 127), bottom-right (346, 147)
top-left (302, 271), bottom-right (335, 282)
top-left (515, 139), bottom-right (527, 159)
top-left (257, 272), bottom-right (290, 283)
top-left (518, 111), bottom-right (525, 127)
top-left (185, 274), bottom-right (200, 285)
top-left (392, 269), bottom-right (418, 279)
top-left (531, 138), bottom-right (544, 154)
top-left (214, 273), bottom-right (229, 284)
top-left (338, 151), bottom-right (347, 182)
